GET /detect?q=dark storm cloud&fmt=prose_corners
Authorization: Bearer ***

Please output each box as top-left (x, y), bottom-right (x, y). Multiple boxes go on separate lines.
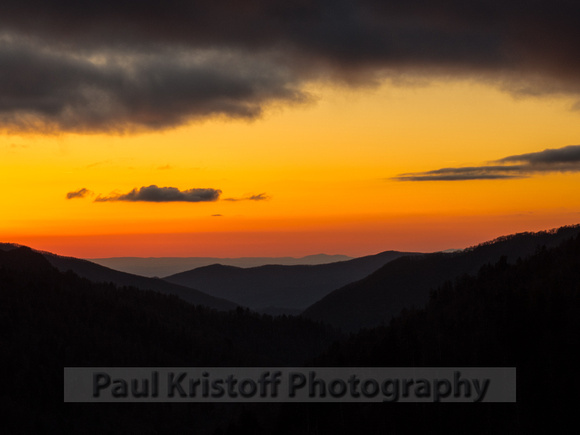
top-left (395, 145), bottom-right (580, 181)
top-left (95, 185), bottom-right (221, 202)
top-left (1, 1), bottom-right (580, 131)
top-left (66, 188), bottom-right (93, 199)
top-left (0, 0), bottom-right (576, 70)
top-left (0, 38), bottom-right (305, 132)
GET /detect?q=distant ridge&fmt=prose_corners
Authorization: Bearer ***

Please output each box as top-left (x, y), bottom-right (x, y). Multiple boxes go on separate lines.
top-left (88, 254), bottom-right (353, 277)
top-left (303, 224), bottom-right (580, 332)
top-left (0, 243), bottom-right (237, 311)
top-left (164, 250), bottom-right (417, 311)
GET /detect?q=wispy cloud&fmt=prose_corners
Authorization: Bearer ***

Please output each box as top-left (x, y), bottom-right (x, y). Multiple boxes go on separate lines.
top-left (66, 188), bottom-right (93, 199)
top-left (223, 193), bottom-right (271, 202)
top-left (394, 145), bottom-right (580, 181)
top-left (496, 145), bottom-right (580, 166)
top-left (95, 185), bottom-right (221, 202)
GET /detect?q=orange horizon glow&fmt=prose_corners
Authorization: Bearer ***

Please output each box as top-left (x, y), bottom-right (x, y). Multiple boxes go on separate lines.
top-left (2, 80), bottom-right (580, 258)
top-left (6, 212), bottom-right (580, 258)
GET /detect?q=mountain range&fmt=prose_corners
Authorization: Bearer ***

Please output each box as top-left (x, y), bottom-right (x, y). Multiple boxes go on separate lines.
top-left (2, 225), bottom-right (580, 433)
top-left (164, 250), bottom-right (416, 312)
top-left (88, 254), bottom-right (353, 277)
top-left (4, 225), bottom-right (580, 327)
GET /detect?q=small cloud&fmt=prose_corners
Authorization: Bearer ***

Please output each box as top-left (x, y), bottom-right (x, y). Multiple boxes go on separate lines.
top-left (157, 164), bottom-right (172, 170)
top-left (66, 188), bottom-right (93, 199)
top-left (394, 145), bottom-right (580, 181)
top-left (211, 214), bottom-right (223, 217)
top-left (95, 185), bottom-right (221, 202)
top-left (248, 193), bottom-right (270, 201)
top-left (223, 192), bottom-right (271, 201)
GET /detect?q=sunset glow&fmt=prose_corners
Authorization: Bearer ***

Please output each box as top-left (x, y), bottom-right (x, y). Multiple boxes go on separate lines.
top-left (2, 2), bottom-right (580, 258)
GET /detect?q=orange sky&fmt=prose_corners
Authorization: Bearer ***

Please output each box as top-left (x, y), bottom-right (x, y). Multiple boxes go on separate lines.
top-left (2, 80), bottom-right (580, 257)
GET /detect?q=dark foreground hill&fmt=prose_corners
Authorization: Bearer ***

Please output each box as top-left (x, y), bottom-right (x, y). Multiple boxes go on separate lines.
top-left (0, 247), bottom-right (341, 434)
top-left (164, 250), bottom-right (415, 312)
top-left (0, 243), bottom-right (236, 311)
top-left (270, 231), bottom-right (580, 434)
top-left (303, 225), bottom-right (580, 332)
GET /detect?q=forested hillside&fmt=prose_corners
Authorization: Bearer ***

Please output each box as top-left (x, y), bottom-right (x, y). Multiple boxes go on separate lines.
top-left (272, 233), bottom-right (580, 434)
top-left (303, 225), bottom-right (580, 332)
top-left (0, 247), bottom-right (340, 434)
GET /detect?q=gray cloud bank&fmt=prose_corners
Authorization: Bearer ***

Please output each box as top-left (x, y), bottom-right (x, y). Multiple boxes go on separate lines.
top-left (395, 145), bottom-right (580, 181)
top-left (1, 1), bottom-right (580, 132)
top-left (95, 185), bottom-right (221, 202)
top-left (0, 39), bottom-right (304, 132)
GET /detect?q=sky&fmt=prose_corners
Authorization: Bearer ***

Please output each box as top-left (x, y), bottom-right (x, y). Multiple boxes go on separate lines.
top-left (1, 0), bottom-right (580, 258)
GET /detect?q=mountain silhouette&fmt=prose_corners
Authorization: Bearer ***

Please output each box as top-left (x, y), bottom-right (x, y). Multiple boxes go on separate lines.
top-left (0, 243), bottom-right (237, 311)
top-left (2, 227), bottom-right (580, 433)
top-left (164, 250), bottom-right (416, 311)
top-left (89, 254), bottom-right (353, 277)
top-left (302, 225), bottom-right (580, 332)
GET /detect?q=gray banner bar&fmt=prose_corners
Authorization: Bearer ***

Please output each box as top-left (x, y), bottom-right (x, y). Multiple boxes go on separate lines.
top-left (64, 367), bottom-right (516, 402)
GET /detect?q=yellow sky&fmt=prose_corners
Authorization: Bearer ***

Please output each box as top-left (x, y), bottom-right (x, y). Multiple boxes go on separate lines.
top-left (2, 79), bottom-right (580, 257)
